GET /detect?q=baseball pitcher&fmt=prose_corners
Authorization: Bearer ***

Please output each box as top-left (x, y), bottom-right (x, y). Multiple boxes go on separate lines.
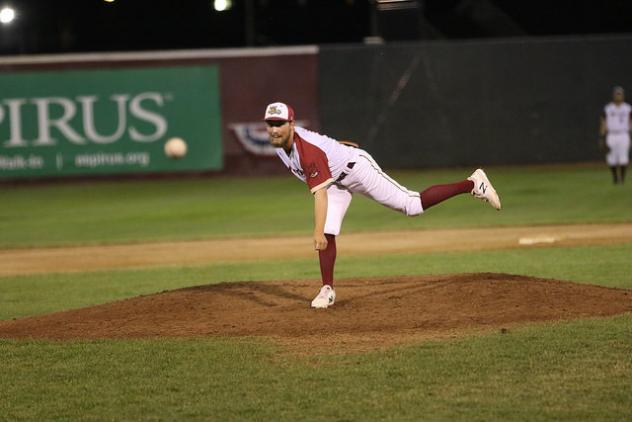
top-left (265, 102), bottom-right (501, 308)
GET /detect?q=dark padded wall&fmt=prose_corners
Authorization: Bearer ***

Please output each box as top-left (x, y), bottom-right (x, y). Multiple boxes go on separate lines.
top-left (319, 36), bottom-right (632, 168)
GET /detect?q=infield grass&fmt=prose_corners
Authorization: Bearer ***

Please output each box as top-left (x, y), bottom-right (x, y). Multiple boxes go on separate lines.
top-left (1, 164), bottom-right (631, 248)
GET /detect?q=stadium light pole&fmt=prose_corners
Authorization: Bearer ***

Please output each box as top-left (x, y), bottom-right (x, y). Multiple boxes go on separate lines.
top-left (0, 5), bottom-right (18, 54)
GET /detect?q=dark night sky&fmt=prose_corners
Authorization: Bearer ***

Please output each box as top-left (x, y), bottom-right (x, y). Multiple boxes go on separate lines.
top-left (1, 0), bottom-right (632, 55)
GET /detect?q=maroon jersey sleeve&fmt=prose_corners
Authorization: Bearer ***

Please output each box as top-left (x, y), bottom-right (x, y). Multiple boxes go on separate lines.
top-left (297, 139), bottom-right (334, 193)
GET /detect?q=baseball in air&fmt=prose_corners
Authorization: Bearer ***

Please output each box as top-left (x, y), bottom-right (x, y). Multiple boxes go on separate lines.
top-left (164, 137), bottom-right (188, 159)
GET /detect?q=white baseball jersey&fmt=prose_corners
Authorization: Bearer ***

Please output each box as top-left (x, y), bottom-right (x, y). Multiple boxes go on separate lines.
top-left (276, 126), bottom-right (423, 236)
top-left (604, 102), bottom-right (632, 133)
top-left (275, 127), bottom-right (357, 193)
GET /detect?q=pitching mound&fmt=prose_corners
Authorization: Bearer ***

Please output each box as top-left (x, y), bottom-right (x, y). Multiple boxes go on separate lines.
top-left (1, 273), bottom-right (631, 354)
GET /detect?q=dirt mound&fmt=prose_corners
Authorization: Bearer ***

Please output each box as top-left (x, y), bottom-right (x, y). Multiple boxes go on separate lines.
top-left (1, 273), bottom-right (631, 353)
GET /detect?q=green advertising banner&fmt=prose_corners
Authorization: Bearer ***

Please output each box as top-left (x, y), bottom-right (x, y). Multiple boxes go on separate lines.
top-left (0, 66), bottom-right (222, 178)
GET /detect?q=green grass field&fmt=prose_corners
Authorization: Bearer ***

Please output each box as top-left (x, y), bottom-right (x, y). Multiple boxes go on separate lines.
top-left (1, 165), bottom-right (632, 421)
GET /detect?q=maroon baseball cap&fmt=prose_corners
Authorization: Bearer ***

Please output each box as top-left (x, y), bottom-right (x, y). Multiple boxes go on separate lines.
top-left (264, 102), bottom-right (295, 121)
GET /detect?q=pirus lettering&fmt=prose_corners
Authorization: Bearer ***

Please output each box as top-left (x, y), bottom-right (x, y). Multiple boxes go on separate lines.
top-left (0, 92), bottom-right (169, 147)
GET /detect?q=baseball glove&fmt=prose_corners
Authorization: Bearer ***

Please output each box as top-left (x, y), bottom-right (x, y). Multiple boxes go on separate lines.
top-left (338, 139), bottom-right (360, 148)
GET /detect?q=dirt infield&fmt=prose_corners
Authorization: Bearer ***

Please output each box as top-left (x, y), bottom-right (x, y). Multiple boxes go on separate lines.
top-left (2, 223), bottom-right (632, 277)
top-left (1, 273), bottom-right (630, 353)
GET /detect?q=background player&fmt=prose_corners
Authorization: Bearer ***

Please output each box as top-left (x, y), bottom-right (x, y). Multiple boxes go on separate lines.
top-left (599, 86), bottom-right (631, 184)
top-left (265, 102), bottom-right (501, 309)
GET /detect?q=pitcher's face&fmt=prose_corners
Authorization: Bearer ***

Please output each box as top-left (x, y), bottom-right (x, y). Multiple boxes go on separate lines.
top-left (266, 120), bottom-right (294, 149)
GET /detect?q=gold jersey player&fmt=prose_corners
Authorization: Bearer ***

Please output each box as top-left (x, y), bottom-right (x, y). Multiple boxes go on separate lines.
top-left (265, 102), bottom-right (501, 309)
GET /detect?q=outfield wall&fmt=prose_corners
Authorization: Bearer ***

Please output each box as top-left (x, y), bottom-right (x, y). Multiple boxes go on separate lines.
top-left (319, 36), bottom-right (632, 168)
top-left (1, 36), bottom-right (630, 179)
top-left (0, 47), bottom-right (318, 179)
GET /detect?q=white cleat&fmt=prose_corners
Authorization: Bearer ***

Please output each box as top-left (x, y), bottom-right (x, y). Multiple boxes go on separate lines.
top-left (311, 285), bottom-right (336, 309)
top-left (468, 168), bottom-right (502, 210)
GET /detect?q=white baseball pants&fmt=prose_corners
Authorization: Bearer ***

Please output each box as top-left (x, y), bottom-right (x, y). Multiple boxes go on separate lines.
top-left (606, 132), bottom-right (630, 166)
top-left (324, 150), bottom-right (423, 236)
